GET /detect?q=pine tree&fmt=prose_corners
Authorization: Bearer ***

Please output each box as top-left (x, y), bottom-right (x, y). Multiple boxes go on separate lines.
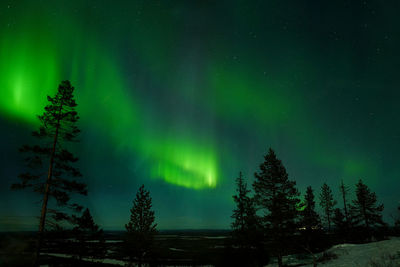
top-left (253, 148), bottom-right (301, 267)
top-left (72, 208), bottom-right (105, 261)
top-left (299, 186), bottom-right (321, 253)
top-left (300, 186), bottom-right (321, 231)
top-left (339, 179), bottom-right (350, 226)
top-left (319, 183), bottom-right (336, 232)
top-left (350, 179), bottom-right (384, 234)
top-left (125, 184), bottom-right (157, 266)
top-left (10, 80), bottom-right (87, 263)
top-left (231, 172), bottom-right (259, 249)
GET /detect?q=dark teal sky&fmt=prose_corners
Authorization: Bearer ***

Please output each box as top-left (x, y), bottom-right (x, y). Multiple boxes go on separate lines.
top-left (1, 0), bottom-right (399, 230)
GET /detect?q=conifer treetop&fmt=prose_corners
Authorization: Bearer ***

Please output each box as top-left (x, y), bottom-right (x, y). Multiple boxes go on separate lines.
top-left (125, 184), bottom-right (157, 234)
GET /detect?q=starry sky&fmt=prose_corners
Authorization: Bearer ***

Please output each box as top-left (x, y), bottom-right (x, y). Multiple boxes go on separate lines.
top-left (1, 0), bottom-right (399, 230)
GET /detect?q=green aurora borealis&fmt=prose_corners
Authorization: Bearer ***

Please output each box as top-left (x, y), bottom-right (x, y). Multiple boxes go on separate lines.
top-left (1, 0), bottom-right (400, 229)
top-left (0, 4), bottom-right (218, 190)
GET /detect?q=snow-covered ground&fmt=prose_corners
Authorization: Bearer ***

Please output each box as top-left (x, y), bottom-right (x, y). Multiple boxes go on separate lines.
top-left (267, 237), bottom-right (400, 267)
top-left (42, 237), bottom-right (400, 266)
top-left (41, 253), bottom-right (127, 266)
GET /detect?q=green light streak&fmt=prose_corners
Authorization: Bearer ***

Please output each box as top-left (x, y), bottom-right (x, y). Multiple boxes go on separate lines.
top-left (0, 10), bottom-right (218, 190)
top-left (148, 136), bottom-right (218, 189)
top-left (0, 32), bottom-right (59, 123)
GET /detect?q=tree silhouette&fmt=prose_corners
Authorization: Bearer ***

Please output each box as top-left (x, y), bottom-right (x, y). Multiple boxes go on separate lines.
top-left (230, 172), bottom-right (265, 266)
top-left (350, 179), bottom-right (384, 237)
top-left (299, 186), bottom-right (321, 252)
top-left (11, 80), bottom-right (86, 263)
top-left (253, 148), bottom-right (300, 267)
top-left (72, 208), bottom-right (105, 261)
top-left (319, 183), bottom-right (336, 232)
top-left (339, 179), bottom-right (350, 227)
top-left (231, 172), bottom-right (259, 246)
top-left (300, 186), bottom-right (321, 231)
top-left (125, 184), bottom-right (157, 266)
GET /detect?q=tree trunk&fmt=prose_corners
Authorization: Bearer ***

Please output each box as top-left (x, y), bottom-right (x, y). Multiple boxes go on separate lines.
top-left (340, 181), bottom-right (349, 224)
top-left (303, 246), bottom-right (317, 267)
top-left (33, 106), bottom-right (62, 266)
top-left (364, 210), bottom-right (371, 240)
top-left (343, 194), bottom-right (348, 223)
top-left (327, 211), bottom-right (331, 232)
top-left (277, 253), bottom-right (283, 267)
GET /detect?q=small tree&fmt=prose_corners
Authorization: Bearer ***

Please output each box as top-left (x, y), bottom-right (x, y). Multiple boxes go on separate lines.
top-left (350, 179), bottom-right (384, 236)
top-left (319, 183), bottom-right (336, 231)
top-left (253, 148), bottom-right (301, 267)
top-left (11, 81), bottom-right (87, 263)
top-left (231, 172), bottom-right (259, 246)
top-left (125, 185), bottom-right (157, 266)
top-left (299, 186), bottom-right (321, 252)
top-left (301, 186), bottom-right (321, 231)
top-left (72, 208), bottom-right (106, 261)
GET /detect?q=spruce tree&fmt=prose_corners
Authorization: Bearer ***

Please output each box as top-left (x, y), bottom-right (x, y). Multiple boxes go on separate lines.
top-left (253, 148), bottom-right (300, 267)
top-left (72, 208), bottom-right (105, 261)
top-left (350, 179), bottom-right (384, 234)
top-left (125, 184), bottom-right (157, 266)
top-left (231, 172), bottom-right (259, 249)
top-left (299, 186), bottom-right (321, 252)
top-left (11, 80), bottom-right (87, 263)
top-left (301, 186), bottom-right (321, 231)
top-left (319, 183), bottom-right (336, 231)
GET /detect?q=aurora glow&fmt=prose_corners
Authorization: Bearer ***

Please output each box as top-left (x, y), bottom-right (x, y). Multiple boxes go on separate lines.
top-left (0, 5), bottom-right (218, 190)
top-left (1, 0), bottom-right (399, 230)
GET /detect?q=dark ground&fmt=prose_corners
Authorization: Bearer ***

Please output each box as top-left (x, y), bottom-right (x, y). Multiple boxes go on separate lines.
top-left (0, 227), bottom-right (395, 266)
top-left (0, 230), bottom-right (233, 266)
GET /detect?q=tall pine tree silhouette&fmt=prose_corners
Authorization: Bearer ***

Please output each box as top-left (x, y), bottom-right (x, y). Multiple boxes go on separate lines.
top-left (11, 81), bottom-right (86, 264)
top-left (125, 184), bottom-right (157, 266)
top-left (253, 148), bottom-right (300, 267)
top-left (319, 183), bottom-right (336, 232)
top-left (350, 179), bottom-right (384, 238)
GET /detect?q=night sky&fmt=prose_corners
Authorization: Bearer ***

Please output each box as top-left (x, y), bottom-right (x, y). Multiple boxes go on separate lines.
top-left (1, 0), bottom-right (399, 230)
